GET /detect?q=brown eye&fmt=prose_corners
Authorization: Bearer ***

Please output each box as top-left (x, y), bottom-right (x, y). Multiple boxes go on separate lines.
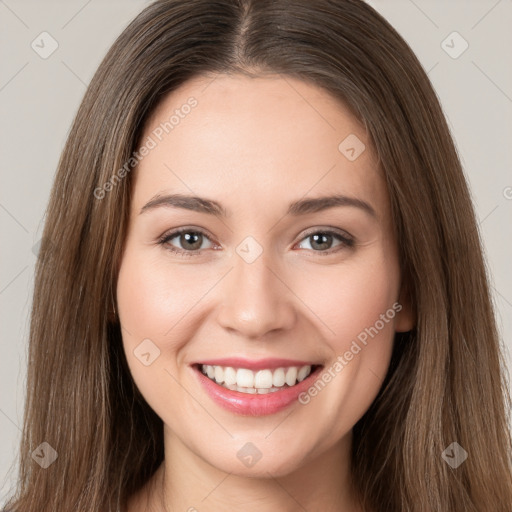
top-left (175, 232), bottom-right (203, 250)
top-left (297, 229), bottom-right (354, 254)
top-left (159, 228), bottom-right (213, 256)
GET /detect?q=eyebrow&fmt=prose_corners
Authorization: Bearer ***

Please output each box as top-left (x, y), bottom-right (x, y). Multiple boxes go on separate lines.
top-left (139, 193), bottom-right (377, 219)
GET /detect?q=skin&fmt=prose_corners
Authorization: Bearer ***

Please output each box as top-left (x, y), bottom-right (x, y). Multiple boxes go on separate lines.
top-left (117, 72), bottom-right (414, 512)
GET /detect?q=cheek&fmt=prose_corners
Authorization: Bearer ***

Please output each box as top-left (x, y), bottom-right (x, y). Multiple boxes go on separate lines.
top-left (116, 247), bottom-right (204, 347)
top-left (295, 252), bottom-right (400, 349)
top-left (294, 251), bottom-right (400, 436)
top-left (293, 250), bottom-right (400, 414)
top-left (117, 240), bottom-right (400, 356)
top-left (116, 247), bottom-right (198, 413)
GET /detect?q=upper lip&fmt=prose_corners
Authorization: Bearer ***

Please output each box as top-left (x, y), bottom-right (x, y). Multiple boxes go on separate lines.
top-left (192, 357), bottom-right (323, 371)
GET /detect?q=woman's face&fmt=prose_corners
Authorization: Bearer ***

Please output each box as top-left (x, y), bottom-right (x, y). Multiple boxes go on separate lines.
top-left (116, 73), bottom-right (413, 478)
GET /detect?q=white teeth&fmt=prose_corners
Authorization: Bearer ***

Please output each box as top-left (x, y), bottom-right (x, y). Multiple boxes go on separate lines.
top-left (285, 366), bottom-right (298, 386)
top-left (254, 369), bottom-right (273, 388)
top-left (224, 383), bottom-right (285, 394)
top-left (200, 364), bottom-right (315, 393)
top-left (272, 367), bottom-right (286, 387)
top-left (214, 366), bottom-right (224, 384)
top-left (236, 368), bottom-right (254, 388)
top-left (223, 366), bottom-right (237, 386)
top-left (297, 365), bottom-right (311, 382)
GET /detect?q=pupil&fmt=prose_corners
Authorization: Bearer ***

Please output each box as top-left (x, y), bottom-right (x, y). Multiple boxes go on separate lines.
top-left (182, 232), bottom-right (201, 250)
top-left (311, 233), bottom-right (331, 250)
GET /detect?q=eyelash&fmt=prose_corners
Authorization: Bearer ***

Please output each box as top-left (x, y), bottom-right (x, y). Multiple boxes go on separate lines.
top-left (157, 227), bottom-right (355, 257)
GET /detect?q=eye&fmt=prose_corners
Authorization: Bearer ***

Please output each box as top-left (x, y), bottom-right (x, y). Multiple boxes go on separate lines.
top-left (158, 227), bottom-right (355, 257)
top-left (296, 229), bottom-right (354, 255)
top-left (158, 228), bottom-right (215, 257)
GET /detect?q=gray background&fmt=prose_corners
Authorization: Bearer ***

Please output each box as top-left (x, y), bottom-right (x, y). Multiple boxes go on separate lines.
top-left (1, 0), bottom-right (511, 503)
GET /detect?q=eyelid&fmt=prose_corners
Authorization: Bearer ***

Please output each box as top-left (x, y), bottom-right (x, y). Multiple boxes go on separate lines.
top-left (293, 226), bottom-right (355, 253)
top-left (158, 226), bottom-right (355, 256)
top-left (297, 226), bottom-right (354, 243)
top-left (157, 226), bottom-right (216, 254)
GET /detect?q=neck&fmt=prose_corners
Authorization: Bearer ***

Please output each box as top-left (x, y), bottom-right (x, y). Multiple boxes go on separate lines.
top-left (129, 426), bottom-right (363, 512)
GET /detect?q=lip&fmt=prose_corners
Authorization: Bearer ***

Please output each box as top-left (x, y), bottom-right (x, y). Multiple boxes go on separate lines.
top-left (191, 363), bottom-right (324, 416)
top-left (192, 357), bottom-right (321, 371)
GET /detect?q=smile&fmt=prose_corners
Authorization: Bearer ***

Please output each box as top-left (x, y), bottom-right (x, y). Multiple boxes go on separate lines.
top-left (191, 361), bottom-right (324, 416)
top-left (200, 364), bottom-right (315, 394)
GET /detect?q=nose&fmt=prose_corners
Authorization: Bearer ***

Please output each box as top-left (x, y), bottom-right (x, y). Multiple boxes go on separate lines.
top-left (215, 248), bottom-right (296, 339)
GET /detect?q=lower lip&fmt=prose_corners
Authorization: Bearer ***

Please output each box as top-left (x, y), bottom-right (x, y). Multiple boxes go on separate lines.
top-left (192, 364), bottom-right (323, 416)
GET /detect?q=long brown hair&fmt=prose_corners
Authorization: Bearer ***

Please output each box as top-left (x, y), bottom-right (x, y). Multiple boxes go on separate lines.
top-left (4, 1), bottom-right (511, 510)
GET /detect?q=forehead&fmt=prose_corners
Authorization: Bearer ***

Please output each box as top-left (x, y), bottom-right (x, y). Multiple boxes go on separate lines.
top-left (131, 73), bottom-right (387, 218)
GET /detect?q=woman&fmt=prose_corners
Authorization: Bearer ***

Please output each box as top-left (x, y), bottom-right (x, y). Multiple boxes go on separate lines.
top-left (3, 0), bottom-right (512, 511)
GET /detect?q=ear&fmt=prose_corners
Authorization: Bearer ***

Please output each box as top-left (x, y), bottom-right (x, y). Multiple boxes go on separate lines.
top-left (394, 278), bottom-right (415, 332)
